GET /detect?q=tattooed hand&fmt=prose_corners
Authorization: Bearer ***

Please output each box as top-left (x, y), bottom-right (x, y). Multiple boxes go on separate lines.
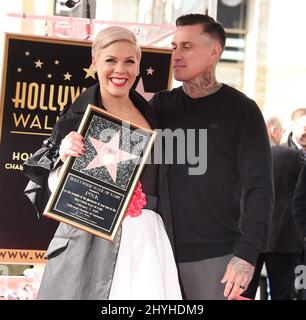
top-left (221, 256), bottom-right (255, 300)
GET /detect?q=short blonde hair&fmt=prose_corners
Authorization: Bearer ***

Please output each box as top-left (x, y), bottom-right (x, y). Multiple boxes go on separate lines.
top-left (92, 26), bottom-right (141, 60)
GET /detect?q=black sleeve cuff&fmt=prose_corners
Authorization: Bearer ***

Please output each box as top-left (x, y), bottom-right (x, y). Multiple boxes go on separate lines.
top-left (234, 241), bottom-right (260, 266)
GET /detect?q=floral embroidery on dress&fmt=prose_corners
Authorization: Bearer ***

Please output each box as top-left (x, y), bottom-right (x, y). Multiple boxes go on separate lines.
top-left (124, 181), bottom-right (147, 218)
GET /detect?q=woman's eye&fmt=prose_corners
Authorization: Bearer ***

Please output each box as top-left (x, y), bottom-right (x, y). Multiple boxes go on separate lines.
top-left (126, 59), bottom-right (135, 64)
top-left (105, 58), bottom-right (115, 63)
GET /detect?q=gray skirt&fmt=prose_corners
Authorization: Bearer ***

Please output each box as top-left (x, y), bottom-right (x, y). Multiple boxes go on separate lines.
top-left (37, 222), bottom-right (121, 300)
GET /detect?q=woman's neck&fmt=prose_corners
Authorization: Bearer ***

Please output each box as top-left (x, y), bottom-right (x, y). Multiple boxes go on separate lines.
top-left (101, 94), bottom-right (134, 115)
top-left (182, 70), bottom-right (222, 99)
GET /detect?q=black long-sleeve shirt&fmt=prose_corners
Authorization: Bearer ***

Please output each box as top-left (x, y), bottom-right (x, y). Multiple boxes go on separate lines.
top-left (150, 84), bottom-right (274, 265)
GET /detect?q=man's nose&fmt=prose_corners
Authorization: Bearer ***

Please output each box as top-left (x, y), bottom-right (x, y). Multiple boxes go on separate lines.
top-left (172, 49), bottom-right (182, 60)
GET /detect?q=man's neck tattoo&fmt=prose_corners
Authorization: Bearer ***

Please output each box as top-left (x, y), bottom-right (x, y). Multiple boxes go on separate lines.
top-left (183, 72), bottom-right (222, 99)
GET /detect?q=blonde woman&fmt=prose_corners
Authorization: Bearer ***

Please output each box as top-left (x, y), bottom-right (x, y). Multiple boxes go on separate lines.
top-left (24, 26), bottom-right (181, 300)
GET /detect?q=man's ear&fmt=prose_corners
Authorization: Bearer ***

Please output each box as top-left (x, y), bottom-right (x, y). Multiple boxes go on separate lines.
top-left (211, 43), bottom-right (222, 61)
top-left (270, 126), bottom-right (277, 138)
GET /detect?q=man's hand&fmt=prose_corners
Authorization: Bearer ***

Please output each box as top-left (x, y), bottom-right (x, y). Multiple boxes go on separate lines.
top-left (221, 256), bottom-right (254, 300)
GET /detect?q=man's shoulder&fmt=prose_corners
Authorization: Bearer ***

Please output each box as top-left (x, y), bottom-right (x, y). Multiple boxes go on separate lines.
top-left (272, 144), bottom-right (301, 159)
top-left (150, 87), bottom-right (182, 113)
top-left (221, 84), bottom-right (256, 106)
top-left (154, 87), bottom-right (182, 99)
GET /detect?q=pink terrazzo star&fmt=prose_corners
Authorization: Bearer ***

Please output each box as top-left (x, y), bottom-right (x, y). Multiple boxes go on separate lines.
top-left (85, 131), bottom-right (137, 182)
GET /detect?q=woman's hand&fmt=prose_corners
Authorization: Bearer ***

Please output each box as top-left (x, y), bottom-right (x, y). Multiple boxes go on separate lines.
top-left (59, 131), bottom-right (86, 162)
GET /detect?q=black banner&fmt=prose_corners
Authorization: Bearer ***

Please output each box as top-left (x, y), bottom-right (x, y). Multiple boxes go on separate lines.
top-left (0, 33), bottom-right (172, 263)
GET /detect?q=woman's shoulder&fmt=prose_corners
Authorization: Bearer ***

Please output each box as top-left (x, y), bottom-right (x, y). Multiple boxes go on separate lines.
top-left (60, 83), bottom-right (100, 118)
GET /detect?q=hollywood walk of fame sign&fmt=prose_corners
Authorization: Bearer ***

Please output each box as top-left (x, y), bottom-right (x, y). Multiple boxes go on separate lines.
top-left (44, 105), bottom-right (156, 241)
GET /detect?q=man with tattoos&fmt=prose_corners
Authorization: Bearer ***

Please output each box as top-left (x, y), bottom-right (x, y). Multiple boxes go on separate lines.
top-left (150, 14), bottom-right (274, 300)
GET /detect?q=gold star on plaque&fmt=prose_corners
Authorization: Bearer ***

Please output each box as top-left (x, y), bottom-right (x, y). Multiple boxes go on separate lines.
top-left (34, 59), bottom-right (43, 68)
top-left (17, 67), bottom-right (22, 72)
top-left (83, 67), bottom-right (96, 80)
top-left (25, 51), bottom-right (30, 56)
top-left (54, 60), bottom-right (60, 65)
top-left (63, 72), bottom-right (72, 81)
top-left (47, 73), bottom-right (52, 79)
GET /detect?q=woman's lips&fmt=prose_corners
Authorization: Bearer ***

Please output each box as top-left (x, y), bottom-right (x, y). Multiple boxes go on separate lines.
top-left (110, 78), bottom-right (127, 87)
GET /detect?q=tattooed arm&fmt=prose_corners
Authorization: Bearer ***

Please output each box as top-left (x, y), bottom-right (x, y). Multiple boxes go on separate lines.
top-left (221, 256), bottom-right (255, 300)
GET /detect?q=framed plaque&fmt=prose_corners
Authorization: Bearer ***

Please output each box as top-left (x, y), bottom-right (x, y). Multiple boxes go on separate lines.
top-left (44, 104), bottom-right (156, 241)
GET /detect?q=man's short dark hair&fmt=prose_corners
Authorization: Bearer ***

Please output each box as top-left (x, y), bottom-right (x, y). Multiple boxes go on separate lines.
top-left (176, 14), bottom-right (226, 51)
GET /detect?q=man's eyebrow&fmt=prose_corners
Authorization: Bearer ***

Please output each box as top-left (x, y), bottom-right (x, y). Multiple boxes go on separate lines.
top-left (171, 41), bottom-right (192, 46)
